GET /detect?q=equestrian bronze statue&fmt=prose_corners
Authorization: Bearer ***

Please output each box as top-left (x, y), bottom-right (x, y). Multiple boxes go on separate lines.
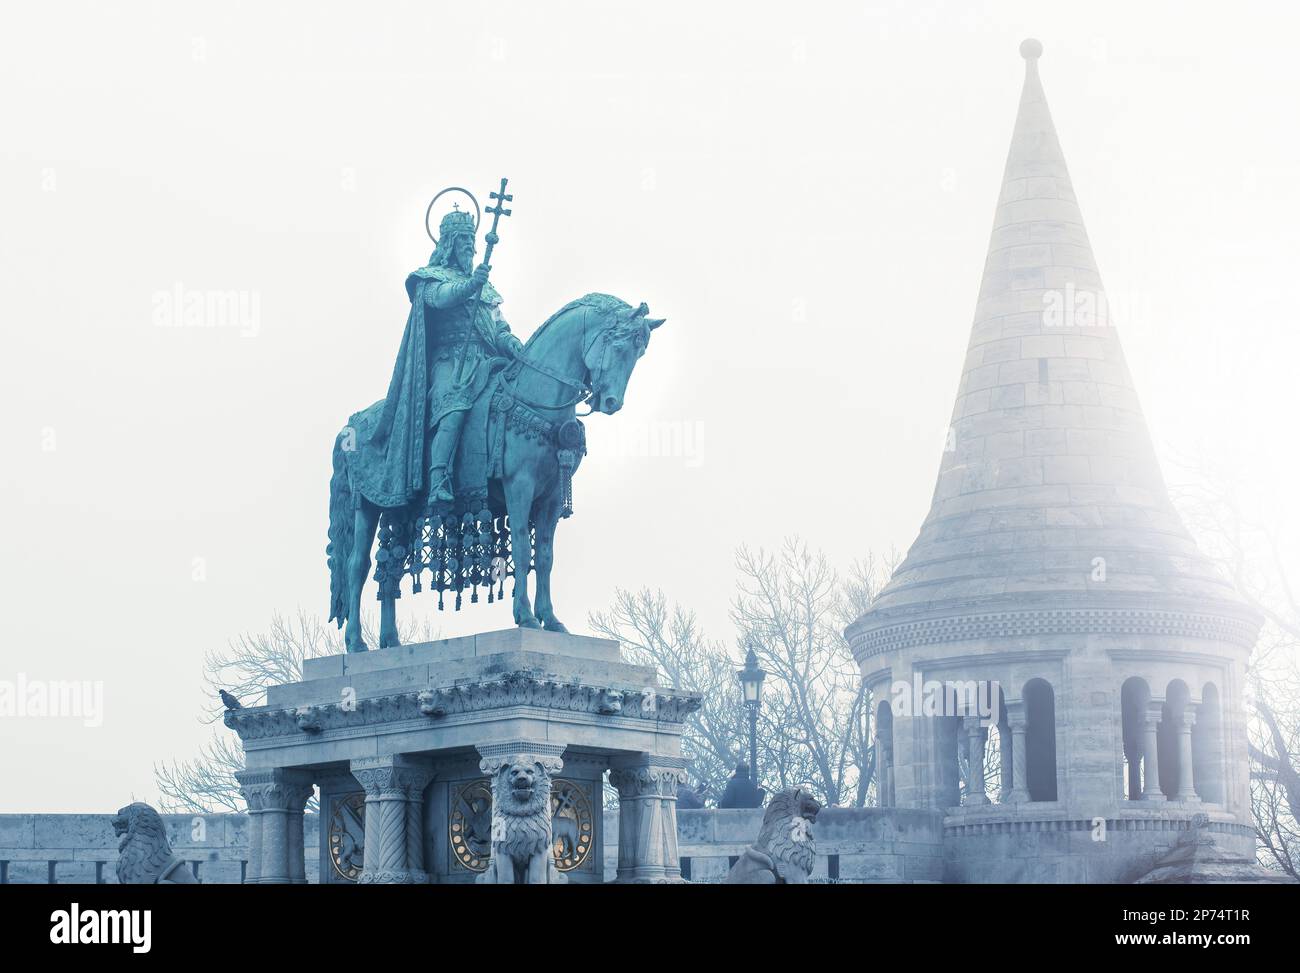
top-left (327, 180), bottom-right (664, 651)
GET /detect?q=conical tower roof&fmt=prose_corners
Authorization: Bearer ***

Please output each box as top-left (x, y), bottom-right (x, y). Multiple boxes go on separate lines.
top-left (852, 41), bottom-right (1257, 654)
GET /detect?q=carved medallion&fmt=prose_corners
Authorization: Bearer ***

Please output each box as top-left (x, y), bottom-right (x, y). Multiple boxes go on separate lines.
top-left (549, 778), bottom-right (595, 871)
top-left (449, 779), bottom-right (494, 872)
top-left (448, 777), bottom-right (595, 873)
top-left (327, 792), bottom-right (366, 882)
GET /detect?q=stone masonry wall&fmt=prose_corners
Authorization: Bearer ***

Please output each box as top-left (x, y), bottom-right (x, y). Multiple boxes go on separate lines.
top-left (0, 812), bottom-right (320, 885)
top-left (1, 807), bottom-right (943, 884)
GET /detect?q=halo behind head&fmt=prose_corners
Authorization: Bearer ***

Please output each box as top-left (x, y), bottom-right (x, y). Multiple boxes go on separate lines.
top-left (425, 186), bottom-right (481, 244)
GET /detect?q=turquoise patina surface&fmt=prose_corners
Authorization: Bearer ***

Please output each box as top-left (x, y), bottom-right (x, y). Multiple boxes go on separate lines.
top-left (327, 181), bottom-right (664, 651)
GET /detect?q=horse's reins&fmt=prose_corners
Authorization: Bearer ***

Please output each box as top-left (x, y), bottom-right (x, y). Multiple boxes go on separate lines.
top-left (502, 307), bottom-right (607, 416)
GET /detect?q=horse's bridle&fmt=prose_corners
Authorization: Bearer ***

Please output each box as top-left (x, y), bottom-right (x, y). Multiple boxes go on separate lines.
top-left (506, 306), bottom-right (614, 416)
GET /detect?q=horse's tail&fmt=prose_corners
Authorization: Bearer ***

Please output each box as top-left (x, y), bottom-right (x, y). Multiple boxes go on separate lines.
top-left (326, 431), bottom-right (354, 628)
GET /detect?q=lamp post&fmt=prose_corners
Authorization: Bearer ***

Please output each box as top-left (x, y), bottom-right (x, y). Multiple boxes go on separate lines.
top-left (738, 644), bottom-right (766, 797)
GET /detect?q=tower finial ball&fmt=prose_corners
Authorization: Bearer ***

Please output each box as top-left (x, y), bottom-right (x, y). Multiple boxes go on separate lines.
top-left (1020, 38), bottom-right (1043, 60)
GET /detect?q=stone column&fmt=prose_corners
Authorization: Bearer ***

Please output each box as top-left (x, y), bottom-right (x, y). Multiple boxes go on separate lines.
top-left (1005, 703), bottom-right (1029, 804)
top-left (964, 716), bottom-right (990, 806)
top-left (1176, 710), bottom-right (1199, 802)
top-left (956, 717), bottom-right (970, 799)
top-left (936, 715), bottom-right (962, 809)
top-left (609, 758), bottom-right (688, 883)
top-left (999, 719), bottom-right (1013, 803)
top-left (350, 755), bottom-right (434, 884)
top-left (875, 728), bottom-right (894, 808)
top-left (874, 736), bottom-right (886, 807)
top-left (1125, 747), bottom-right (1142, 801)
top-left (1142, 702), bottom-right (1164, 801)
top-left (285, 782), bottom-right (313, 884)
top-left (237, 773), bottom-right (265, 885)
top-left (236, 769), bottom-right (313, 885)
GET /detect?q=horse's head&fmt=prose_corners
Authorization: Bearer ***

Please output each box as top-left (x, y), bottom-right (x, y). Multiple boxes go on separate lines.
top-left (584, 300), bottom-right (665, 414)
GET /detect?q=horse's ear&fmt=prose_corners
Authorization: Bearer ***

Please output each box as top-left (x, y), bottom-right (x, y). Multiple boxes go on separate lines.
top-left (647, 317), bottom-right (666, 330)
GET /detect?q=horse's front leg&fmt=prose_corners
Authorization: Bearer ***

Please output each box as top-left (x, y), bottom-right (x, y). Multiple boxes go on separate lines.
top-left (504, 471), bottom-right (541, 629)
top-left (378, 594), bottom-right (399, 648)
top-left (345, 501), bottom-right (380, 652)
top-left (532, 489), bottom-right (566, 633)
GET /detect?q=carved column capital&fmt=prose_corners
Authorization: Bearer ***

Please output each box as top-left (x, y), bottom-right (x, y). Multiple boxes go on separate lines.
top-left (478, 754), bottom-right (564, 777)
top-left (962, 715), bottom-right (989, 739)
top-left (351, 754), bottom-right (434, 801)
top-left (1004, 701), bottom-right (1028, 731)
top-left (236, 768), bottom-right (312, 809)
top-left (476, 740), bottom-right (565, 776)
top-left (609, 764), bottom-right (686, 800)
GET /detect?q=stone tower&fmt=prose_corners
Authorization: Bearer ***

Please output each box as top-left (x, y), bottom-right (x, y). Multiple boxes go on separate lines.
top-left (846, 40), bottom-right (1262, 882)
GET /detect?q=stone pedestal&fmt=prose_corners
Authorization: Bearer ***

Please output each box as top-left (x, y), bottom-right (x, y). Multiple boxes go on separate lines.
top-left (226, 628), bottom-right (700, 884)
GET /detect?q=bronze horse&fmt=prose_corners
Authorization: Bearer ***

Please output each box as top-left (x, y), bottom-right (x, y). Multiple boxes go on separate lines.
top-left (327, 294), bottom-right (663, 652)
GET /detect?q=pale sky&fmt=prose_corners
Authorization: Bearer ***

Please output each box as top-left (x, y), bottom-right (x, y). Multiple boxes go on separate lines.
top-left (2, 1), bottom-right (1298, 811)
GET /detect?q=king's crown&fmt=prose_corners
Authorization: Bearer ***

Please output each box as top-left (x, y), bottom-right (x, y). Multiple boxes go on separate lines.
top-left (438, 209), bottom-right (476, 238)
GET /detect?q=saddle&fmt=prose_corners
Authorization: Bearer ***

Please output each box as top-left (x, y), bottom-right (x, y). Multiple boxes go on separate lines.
top-left (447, 372), bottom-right (586, 517)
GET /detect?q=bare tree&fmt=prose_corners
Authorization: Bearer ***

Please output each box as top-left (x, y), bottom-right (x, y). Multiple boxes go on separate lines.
top-left (589, 590), bottom-right (742, 802)
top-left (592, 540), bottom-right (895, 808)
top-left (155, 734), bottom-right (249, 814)
top-left (1173, 455), bottom-right (1300, 878)
top-left (1251, 689), bottom-right (1300, 879)
top-left (155, 609), bottom-right (439, 814)
top-left (731, 542), bottom-right (867, 806)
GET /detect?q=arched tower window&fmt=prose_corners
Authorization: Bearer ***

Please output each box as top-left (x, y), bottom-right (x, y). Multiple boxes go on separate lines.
top-left (1194, 682), bottom-right (1224, 804)
top-left (1120, 677), bottom-right (1150, 800)
top-left (1023, 678), bottom-right (1058, 802)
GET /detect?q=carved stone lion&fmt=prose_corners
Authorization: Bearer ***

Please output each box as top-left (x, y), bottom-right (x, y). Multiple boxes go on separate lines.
top-left (478, 757), bottom-right (566, 884)
top-left (596, 688), bottom-right (623, 715)
top-left (112, 802), bottom-right (199, 885)
top-left (294, 705), bottom-right (323, 733)
top-left (723, 787), bottom-right (822, 884)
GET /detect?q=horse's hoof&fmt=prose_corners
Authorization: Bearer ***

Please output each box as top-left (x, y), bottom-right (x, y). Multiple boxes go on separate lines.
top-left (542, 618), bottom-right (568, 633)
top-left (345, 642), bottom-right (369, 653)
top-left (516, 616), bottom-right (542, 630)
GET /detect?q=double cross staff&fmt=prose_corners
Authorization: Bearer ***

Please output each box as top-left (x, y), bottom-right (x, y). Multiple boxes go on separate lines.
top-left (480, 177), bottom-right (512, 277)
top-left (456, 177), bottom-right (513, 376)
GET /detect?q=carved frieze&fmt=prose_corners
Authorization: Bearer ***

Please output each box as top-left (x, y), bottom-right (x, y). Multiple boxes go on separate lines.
top-left (851, 606), bottom-right (1262, 660)
top-left (224, 671), bottom-right (701, 742)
